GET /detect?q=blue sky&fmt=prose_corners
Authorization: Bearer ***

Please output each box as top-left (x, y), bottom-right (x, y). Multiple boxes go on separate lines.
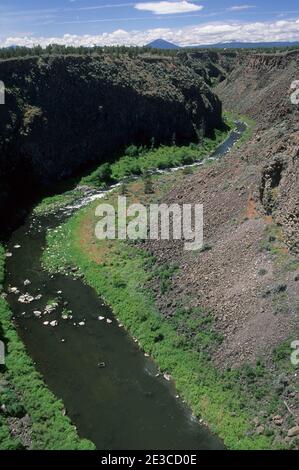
top-left (1, 1), bottom-right (299, 47)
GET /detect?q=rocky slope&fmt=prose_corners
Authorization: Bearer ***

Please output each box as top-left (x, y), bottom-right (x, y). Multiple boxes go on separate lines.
top-left (138, 51), bottom-right (299, 439)
top-left (0, 54), bottom-right (222, 233)
top-left (216, 50), bottom-right (299, 254)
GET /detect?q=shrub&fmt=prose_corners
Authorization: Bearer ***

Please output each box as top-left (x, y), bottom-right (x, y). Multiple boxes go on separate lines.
top-left (81, 162), bottom-right (112, 188)
top-left (125, 144), bottom-right (139, 157)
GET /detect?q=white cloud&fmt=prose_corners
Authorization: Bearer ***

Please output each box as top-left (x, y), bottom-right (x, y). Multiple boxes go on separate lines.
top-left (134, 1), bottom-right (203, 15)
top-left (228, 5), bottom-right (255, 11)
top-left (1, 18), bottom-right (299, 48)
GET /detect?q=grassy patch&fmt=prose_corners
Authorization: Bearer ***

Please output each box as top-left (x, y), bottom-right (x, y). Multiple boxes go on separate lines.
top-left (80, 163), bottom-right (113, 189)
top-left (149, 263), bottom-right (179, 294)
top-left (33, 189), bottom-right (85, 216)
top-left (170, 307), bottom-right (224, 358)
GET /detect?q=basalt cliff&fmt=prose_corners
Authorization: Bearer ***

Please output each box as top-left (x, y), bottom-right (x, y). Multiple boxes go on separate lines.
top-left (0, 54), bottom-right (222, 231)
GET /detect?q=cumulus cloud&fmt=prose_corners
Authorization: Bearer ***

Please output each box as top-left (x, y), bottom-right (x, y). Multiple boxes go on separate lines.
top-left (1, 18), bottom-right (299, 48)
top-left (228, 5), bottom-right (255, 11)
top-left (134, 1), bottom-right (203, 15)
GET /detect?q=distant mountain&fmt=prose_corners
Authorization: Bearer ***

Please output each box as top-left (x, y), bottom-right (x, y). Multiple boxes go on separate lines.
top-left (146, 38), bottom-right (299, 50)
top-left (191, 41), bottom-right (299, 49)
top-left (146, 39), bottom-right (179, 50)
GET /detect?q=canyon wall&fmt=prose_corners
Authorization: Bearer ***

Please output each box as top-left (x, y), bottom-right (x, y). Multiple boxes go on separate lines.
top-left (0, 54), bottom-right (222, 231)
top-left (216, 50), bottom-right (299, 253)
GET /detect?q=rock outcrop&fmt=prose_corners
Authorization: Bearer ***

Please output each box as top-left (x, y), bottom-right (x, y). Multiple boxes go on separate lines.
top-left (216, 50), bottom-right (299, 253)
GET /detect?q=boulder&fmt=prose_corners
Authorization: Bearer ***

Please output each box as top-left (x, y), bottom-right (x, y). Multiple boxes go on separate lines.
top-left (287, 426), bottom-right (299, 437)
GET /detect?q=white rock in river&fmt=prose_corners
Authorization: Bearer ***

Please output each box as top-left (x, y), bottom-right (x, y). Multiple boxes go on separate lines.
top-left (98, 316), bottom-right (105, 321)
top-left (33, 311), bottom-right (42, 317)
top-left (106, 319), bottom-right (112, 324)
top-left (50, 320), bottom-right (58, 327)
top-left (18, 293), bottom-right (35, 304)
top-left (5, 252), bottom-right (12, 257)
top-left (43, 321), bottom-right (49, 326)
top-left (8, 287), bottom-right (19, 294)
top-left (44, 302), bottom-right (58, 314)
top-left (78, 321), bottom-right (85, 326)
top-left (163, 373), bottom-right (171, 381)
top-left (14, 245), bottom-right (21, 249)
top-left (24, 279), bottom-right (31, 286)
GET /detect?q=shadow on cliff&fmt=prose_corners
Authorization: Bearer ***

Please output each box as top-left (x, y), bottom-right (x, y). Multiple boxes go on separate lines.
top-left (0, 55), bottom-right (223, 237)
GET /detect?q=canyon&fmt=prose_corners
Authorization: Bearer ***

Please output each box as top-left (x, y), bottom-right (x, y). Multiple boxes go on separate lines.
top-left (0, 47), bottom-right (298, 450)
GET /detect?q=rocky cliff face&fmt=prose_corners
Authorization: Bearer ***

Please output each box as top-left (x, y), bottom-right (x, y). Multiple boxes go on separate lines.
top-left (177, 50), bottom-right (237, 86)
top-left (0, 54), bottom-right (222, 232)
top-left (216, 50), bottom-right (299, 253)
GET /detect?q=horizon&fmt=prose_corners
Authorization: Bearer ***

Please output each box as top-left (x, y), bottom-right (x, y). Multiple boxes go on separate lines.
top-left (0, 1), bottom-right (299, 48)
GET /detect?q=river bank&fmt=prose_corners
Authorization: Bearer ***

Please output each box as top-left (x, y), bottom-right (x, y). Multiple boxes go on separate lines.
top-left (0, 245), bottom-right (95, 449)
top-left (41, 170), bottom-right (276, 450)
top-left (38, 115), bottom-right (289, 450)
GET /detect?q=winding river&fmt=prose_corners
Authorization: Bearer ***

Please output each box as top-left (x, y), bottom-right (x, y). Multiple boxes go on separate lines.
top-left (4, 122), bottom-right (246, 450)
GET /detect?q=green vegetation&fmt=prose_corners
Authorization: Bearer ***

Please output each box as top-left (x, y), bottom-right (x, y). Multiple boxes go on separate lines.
top-left (0, 249), bottom-right (21, 450)
top-left (79, 163), bottom-right (113, 189)
top-left (0, 44), bottom-right (298, 61)
top-left (0, 44), bottom-right (180, 60)
top-left (149, 263), bottom-right (179, 294)
top-left (33, 190), bottom-right (84, 216)
top-left (0, 245), bottom-right (95, 450)
top-left (80, 123), bottom-right (231, 190)
top-left (170, 307), bottom-right (224, 357)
